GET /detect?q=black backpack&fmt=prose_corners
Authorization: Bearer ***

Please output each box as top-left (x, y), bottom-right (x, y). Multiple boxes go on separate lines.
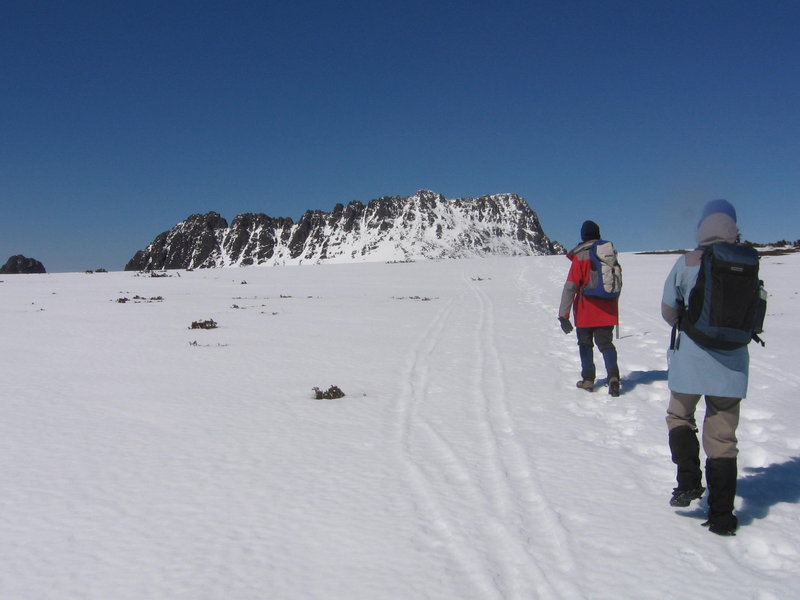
top-left (675, 242), bottom-right (766, 350)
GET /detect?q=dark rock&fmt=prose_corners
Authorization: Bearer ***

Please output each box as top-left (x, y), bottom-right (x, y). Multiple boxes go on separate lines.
top-left (125, 212), bottom-right (228, 271)
top-left (1, 255), bottom-right (46, 274)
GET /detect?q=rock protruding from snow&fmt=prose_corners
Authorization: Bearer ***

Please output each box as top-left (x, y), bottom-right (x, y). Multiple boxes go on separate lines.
top-left (125, 191), bottom-right (564, 270)
top-left (1, 255), bottom-right (46, 274)
top-left (127, 212), bottom-right (229, 271)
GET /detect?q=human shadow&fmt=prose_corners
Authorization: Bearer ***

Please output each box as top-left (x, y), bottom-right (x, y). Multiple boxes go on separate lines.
top-left (620, 369), bottom-right (668, 393)
top-left (735, 456), bottom-right (800, 526)
top-left (673, 456), bottom-right (800, 525)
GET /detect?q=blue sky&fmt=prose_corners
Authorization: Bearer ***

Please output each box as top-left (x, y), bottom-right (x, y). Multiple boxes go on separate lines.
top-left (2, 0), bottom-right (798, 272)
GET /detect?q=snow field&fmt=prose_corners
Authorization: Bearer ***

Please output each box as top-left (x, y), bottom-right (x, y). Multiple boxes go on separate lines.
top-left (1, 253), bottom-right (799, 599)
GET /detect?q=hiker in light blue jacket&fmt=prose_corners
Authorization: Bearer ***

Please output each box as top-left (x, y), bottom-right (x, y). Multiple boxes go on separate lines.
top-left (661, 199), bottom-right (747, 536)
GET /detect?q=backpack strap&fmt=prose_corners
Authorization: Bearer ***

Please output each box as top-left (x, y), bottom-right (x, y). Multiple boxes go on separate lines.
top-left (670, 302), bottom-right (684, 350)
top-left (670, 322), bottom-right (680, 350)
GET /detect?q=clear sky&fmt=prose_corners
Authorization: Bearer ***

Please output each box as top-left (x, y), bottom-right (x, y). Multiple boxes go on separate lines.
top-left (2, 0), bottom-right (798, 272)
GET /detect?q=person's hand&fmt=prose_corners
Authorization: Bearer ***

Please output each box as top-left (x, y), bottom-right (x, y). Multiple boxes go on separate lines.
top-left (558, 316), bottom-right (573, 334)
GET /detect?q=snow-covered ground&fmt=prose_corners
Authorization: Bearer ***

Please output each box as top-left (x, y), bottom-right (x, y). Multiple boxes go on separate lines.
top-left (2, 252), bottom-right (798, 600)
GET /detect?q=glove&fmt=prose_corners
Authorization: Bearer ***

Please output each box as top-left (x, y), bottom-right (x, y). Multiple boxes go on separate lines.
top-left (558, 316), bottom-right (574, 334)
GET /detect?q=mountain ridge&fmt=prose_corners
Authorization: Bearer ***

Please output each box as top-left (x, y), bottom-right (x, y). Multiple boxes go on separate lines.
top-left (125, 190), bottom-right (564, 271)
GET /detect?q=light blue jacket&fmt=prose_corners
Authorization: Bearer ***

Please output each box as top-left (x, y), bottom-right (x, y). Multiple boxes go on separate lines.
top-left (660, 213), bottom-right (749, 398)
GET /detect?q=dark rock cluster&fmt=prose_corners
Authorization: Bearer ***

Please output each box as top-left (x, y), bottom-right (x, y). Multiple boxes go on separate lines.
top-left (1, 255), bottom-right (46, 274)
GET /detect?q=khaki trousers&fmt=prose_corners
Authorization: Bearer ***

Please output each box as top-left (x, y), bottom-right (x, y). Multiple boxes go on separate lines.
top-left (666, 391), bottom-right (741, 459)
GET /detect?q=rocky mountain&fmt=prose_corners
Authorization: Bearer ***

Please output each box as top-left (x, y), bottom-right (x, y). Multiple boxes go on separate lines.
top-left (1, 255), bottom-right (46, 274)
top-left (125, 190), bottom-right (564, 271)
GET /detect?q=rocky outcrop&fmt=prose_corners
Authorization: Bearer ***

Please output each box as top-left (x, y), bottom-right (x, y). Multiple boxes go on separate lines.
top-left (1, 255), bottom-right (46, 274)
top-left (126, 212), bottom-right (229, 271)
top-left (126, 190), bottom-right (564, 271)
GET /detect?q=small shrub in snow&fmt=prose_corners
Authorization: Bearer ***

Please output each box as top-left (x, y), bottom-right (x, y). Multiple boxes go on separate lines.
top-left (189, 340), bottom-right (228, 348)
top-left (115, 296), bottom-right (164, 304)
top-left (190, 318), bottom-right (218, 330)
top-left (392, 295), bottom-right (437, 301)
top-left (313, 385), bottom-right (345, 400)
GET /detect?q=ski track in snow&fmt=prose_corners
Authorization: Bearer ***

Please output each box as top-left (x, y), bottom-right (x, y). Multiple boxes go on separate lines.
top-left (397, 295), bottom-right (501, 598)
top-left (396, 262), bottom-right (581, 600)
top-left (467, 270), bottom-right (580, 599)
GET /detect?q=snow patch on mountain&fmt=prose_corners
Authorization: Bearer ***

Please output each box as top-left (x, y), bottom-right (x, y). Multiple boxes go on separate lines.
top-left (126, 190), bottom-right (563, 270)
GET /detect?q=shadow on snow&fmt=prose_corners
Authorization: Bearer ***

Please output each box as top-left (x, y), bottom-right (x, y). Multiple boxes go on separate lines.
top-left (674, 456), bottom-right (800, 527)
top-left (737, 456), bottom-right (800, 526)
top-left (621, 369), bottom-right (668, 392)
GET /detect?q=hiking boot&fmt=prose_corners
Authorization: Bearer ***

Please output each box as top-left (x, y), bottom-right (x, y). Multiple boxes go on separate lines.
top-left (608, 377), bottom-right (620, 397)
top-left (670, 486), bottom-right (705, 507)
top-left (576, 379), bottom-right (594, 392)
top-left (702, 518), bottom-right (738, 536)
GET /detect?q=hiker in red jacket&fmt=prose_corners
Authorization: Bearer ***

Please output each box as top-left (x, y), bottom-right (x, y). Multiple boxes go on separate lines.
top-left (558, 220), bottom-right (621, 396)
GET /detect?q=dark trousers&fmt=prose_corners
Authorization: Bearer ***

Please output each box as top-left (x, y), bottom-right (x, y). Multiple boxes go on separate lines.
top-left (576, 326), bottom-right (619, 381)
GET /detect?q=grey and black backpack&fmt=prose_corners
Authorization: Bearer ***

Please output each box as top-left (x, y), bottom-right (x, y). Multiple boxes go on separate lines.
top-left (582, 240), bottom-right (622, 300)
top-left (675, 242), bottom-right (767, 350)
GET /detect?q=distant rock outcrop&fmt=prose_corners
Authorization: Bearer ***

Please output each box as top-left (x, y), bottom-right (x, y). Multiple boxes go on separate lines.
top-left (125, 190), bottom-right (564, 271)
top-left (126, 212), bottom-right (229, 271)
top-left (1, 255), bottom-right (46, 274)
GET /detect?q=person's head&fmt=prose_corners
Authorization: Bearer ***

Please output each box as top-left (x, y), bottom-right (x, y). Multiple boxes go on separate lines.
top-left (696, 199), bottom-right (739, 246)
top-left (580, 220), bottom-right (600, 242)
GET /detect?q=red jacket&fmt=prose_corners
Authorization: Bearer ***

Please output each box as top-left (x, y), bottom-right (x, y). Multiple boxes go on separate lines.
top-left (558, 241), bottom-right (619, 328)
